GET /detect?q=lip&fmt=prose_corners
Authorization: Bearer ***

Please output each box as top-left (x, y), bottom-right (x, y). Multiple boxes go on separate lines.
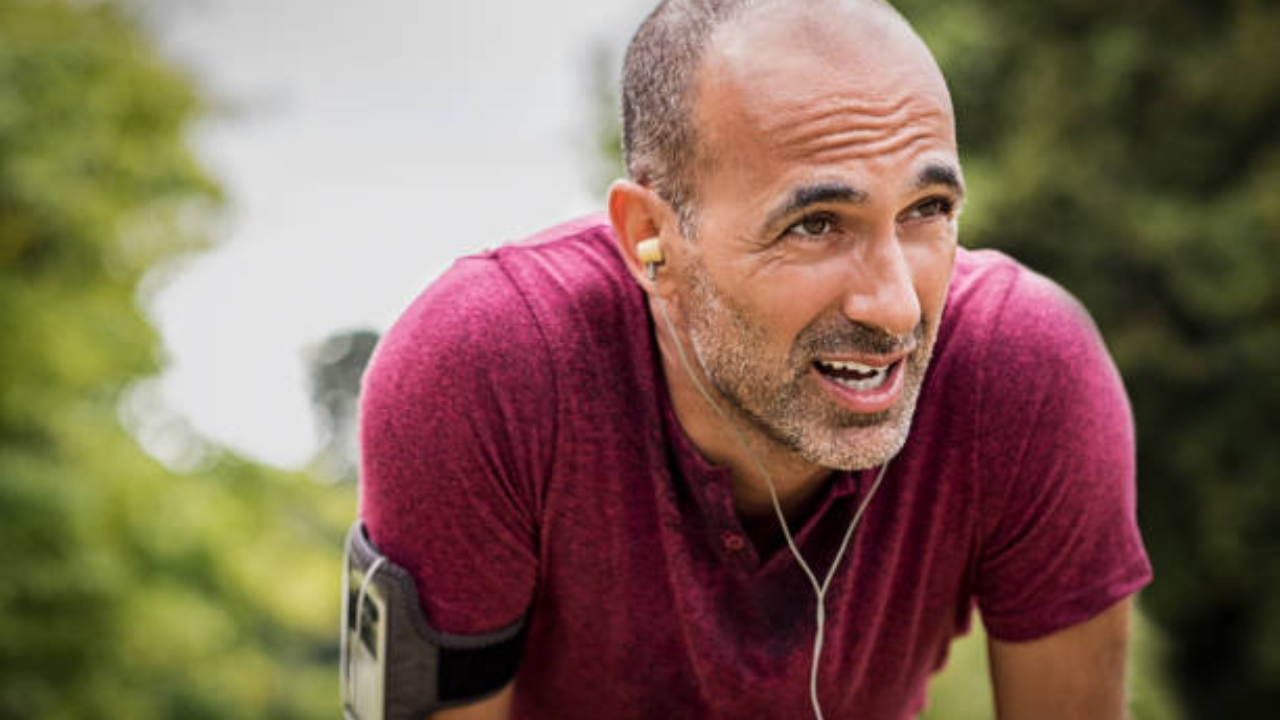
top-left (812, 354), bottom-right (908, 414)
top-left (813, 347), bottom-right (913, 369)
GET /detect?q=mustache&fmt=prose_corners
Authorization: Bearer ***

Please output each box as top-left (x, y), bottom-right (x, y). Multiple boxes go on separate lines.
top-left (795, 317), bottom-right (925, 358)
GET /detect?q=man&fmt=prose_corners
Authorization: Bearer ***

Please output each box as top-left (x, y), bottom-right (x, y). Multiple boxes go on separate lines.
top-left (356, 0), bottom-right (1152, 718)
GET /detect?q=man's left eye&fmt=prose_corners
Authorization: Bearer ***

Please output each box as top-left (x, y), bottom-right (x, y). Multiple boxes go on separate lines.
top-left (788, 214), bottom-right (837, 238)
top-left (903, 197), bottom-right (954, 221)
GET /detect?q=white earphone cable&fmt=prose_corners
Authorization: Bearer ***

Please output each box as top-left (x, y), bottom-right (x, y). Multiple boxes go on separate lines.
top-left (655, 297), bottom-right (890, 720)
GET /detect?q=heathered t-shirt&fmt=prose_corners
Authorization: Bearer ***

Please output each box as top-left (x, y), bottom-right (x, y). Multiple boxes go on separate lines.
top-left (359, 215), bottom-right (1152, 719)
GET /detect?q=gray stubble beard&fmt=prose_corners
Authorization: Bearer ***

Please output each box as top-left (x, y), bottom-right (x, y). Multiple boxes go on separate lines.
top-left (678, 254), bottom-right (936, 471)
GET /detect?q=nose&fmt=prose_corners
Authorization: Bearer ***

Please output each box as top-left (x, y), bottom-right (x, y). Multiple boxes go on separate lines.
top-left (839, 234), bottom-right (922, 339)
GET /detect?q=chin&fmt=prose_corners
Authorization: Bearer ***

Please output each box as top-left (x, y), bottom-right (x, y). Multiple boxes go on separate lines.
top-left (808, 415), bottom-right (913, 471)
top-left (791, 388), bottom-right (922, 471)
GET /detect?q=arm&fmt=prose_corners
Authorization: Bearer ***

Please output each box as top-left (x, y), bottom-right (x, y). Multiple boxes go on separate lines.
top-left (429, 684), bottom-right (513, 720)
top-left (973, 269), bottom-right (1150, 718)
top-left (360, 258), bottom-right (550, 718)
top-left (988, 598), bottom-right (1133, 720)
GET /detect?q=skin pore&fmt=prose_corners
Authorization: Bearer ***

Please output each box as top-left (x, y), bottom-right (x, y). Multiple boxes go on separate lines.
top-left (612, 0), bottom-right (965, 539)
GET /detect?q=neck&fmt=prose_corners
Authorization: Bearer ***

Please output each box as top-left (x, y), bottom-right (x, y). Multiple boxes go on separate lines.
top-left (651, 296), bottom-right (831, 524)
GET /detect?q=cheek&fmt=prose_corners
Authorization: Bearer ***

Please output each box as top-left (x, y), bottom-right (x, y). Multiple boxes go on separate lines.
top-left (693, 244), bottom-right (834, 350)
top-left (748, 264), bottom-right (850, 333)
top-left (905, 238), bottom-right (957, 322)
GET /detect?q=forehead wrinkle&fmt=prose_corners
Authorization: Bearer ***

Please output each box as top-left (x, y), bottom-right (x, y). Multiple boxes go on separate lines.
top-left (771, 93), bottom-right (949, 148)
top-left (774, 108), bottom-right (954, 171)
top-left (756, 92), bottom-right (916, 141)
top-left (795, 125), bottom-right (947, 164)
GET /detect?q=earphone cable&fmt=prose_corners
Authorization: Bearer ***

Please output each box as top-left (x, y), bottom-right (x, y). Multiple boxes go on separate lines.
top-left (656, 298), bottom-right (890, 720)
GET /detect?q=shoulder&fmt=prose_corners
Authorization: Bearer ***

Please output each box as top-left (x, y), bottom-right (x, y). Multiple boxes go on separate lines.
top-left (364, 214), bottom-right (627, 398)
top-left (360, 214), bottom-right (649, 483)
top-left (360, 217), bottom-right (624, 480)
top-left (357, 217), bottom-right (631, 630)
top-left (930, 248), bottom-right (1135, 525)
top-left (488, 214), bottom-right (647, 350)
top-left (942, 248), bottom-right (1119, 393)
top-left (944, 256), bottom-right (1149, 640)
top-left (945, 248), bottom-right (1093, 341)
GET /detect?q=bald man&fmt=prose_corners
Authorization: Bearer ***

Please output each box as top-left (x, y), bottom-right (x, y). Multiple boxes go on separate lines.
top-left (357, 1), bottom-right (1152, 718)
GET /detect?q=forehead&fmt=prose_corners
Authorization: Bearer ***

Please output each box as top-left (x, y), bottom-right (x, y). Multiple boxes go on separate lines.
top-left (693, 3), bottom-right (956, 188)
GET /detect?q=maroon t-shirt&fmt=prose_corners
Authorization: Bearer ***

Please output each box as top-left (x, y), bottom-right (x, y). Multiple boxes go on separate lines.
top-left (360, 215), bottom-right (1151, 719)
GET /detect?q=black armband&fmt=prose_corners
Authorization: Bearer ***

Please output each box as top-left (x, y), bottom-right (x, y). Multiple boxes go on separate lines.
top-left (341, 521), bottom-right (527, 720)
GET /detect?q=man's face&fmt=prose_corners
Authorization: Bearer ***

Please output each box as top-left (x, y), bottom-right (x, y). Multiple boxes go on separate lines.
top-left (671, 5), bottom-right (964, 471)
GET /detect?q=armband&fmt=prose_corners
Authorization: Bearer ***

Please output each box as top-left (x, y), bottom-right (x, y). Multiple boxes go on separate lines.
top-left (341, 521), bottom-right (527, 720)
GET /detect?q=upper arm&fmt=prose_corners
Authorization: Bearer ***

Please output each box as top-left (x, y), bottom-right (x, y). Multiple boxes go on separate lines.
top-left (359, 258), bottom-right (551, 710)
top-left (975, 269), bottom-right (1151, 641)
top-left (988, 597), bottom-right (1133, 720)
top-left (360, 257), bottom-right (551, 633)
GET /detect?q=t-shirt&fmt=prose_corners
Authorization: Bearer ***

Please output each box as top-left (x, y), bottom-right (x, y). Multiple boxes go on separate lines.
top-left (359, 215), bottom-right (1152, 719)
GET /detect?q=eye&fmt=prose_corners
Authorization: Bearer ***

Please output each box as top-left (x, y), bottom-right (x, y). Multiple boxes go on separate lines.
top-left (902, 196), bottom-right (955, 222)
top-left (785, 213), bottom-right (838, 239)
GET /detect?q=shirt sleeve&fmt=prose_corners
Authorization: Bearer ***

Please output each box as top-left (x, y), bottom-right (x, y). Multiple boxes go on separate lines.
top-left (974, 267), bottom-right (1152, 642)
top-left (358, 255), bottom-right (553, 635)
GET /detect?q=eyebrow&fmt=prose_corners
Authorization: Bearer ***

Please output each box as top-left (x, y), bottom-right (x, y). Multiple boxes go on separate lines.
top-left (764, 181), bottom-right (869, 230)
top-left (914, 162), bottom-right (966, 199)
top-left (761, 162), bottom-right (967, 236)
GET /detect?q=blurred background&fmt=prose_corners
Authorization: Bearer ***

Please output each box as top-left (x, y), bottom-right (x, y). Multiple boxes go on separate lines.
top-left (1, 0), bottom-right (1276, 717)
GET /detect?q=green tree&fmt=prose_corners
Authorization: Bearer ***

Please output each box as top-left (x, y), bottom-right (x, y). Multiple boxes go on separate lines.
top-left (0, 1), bottom-right (351, 718)
top-left (889, 1), bottom-right (1280, 716)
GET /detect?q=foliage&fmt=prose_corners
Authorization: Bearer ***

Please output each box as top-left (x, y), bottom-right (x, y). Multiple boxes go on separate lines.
top-left (0, 1), bottom-right (352, 718)
top-left (889, 0), bottom-right (1280, 716)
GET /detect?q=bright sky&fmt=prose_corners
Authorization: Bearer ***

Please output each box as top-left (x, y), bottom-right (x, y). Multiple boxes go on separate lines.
top-left (149, 0), bottom-right (648, 469)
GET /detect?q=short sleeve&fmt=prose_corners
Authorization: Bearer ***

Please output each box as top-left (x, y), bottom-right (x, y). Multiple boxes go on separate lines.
top-left (974, 269), bottom-right (1152, 641)
top-left (359, 256), bottom-right (553, 635)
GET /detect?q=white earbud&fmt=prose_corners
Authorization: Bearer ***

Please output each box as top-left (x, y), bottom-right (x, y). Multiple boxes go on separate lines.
top-left (637, 237), bottom-right (664, 280)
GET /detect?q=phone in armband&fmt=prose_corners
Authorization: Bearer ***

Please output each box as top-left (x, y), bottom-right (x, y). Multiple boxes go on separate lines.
top-left (340, 521), bottom-right (527, 720)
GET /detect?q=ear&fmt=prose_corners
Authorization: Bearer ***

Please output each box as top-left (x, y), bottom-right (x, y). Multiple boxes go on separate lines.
top-left (608, 179), bottom-right (677, 295)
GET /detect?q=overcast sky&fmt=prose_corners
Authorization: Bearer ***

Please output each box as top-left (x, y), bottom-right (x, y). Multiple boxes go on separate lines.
top-left (148, 0), bottom-right (649, 469)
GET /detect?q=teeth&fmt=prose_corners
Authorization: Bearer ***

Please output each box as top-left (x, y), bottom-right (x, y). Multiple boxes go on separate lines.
top-left (817, 360), bottom-right (891, 391)
top-left (836, 369), bottom-right (888, 391)
top-left (818, 360), bottom-right (879, 373)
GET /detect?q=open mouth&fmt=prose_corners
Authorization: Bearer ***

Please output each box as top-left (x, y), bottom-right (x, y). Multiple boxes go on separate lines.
top-left (813, 358), bottom-right (900, 392)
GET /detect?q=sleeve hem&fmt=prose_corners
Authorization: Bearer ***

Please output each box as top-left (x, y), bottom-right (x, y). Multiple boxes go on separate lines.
top-left (981, 557), bottom-right (1153, 643)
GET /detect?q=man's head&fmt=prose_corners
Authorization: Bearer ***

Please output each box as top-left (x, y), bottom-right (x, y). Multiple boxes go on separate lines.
top-left (611, 0), bottom-right (964, 471)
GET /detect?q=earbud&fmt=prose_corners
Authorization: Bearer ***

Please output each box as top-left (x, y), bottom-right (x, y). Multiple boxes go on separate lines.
top-left (637, 237), bottom-right (664, 280)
